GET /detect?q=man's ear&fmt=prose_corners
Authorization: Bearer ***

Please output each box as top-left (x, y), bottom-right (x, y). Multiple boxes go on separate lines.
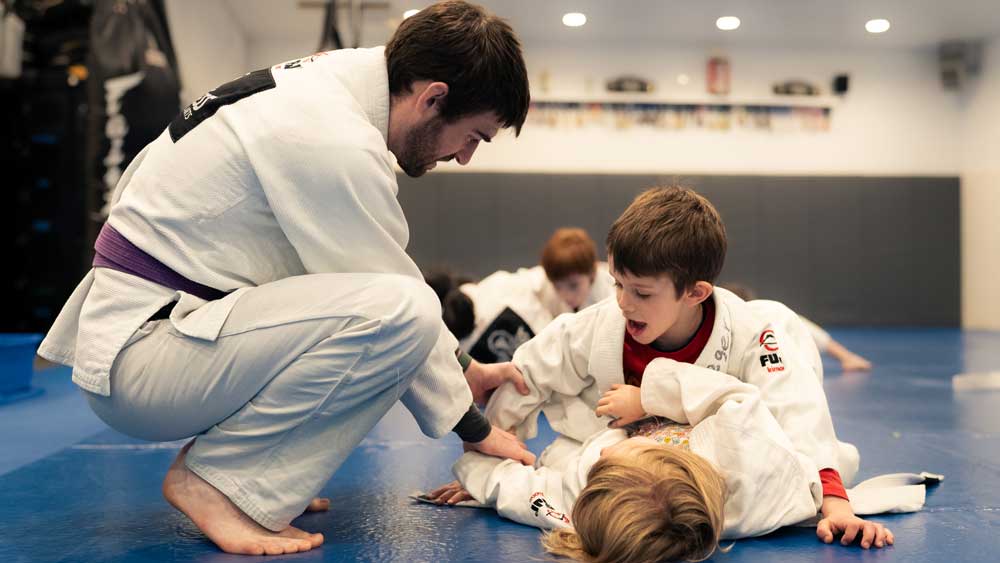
top-left (414, 81), bottom-right (449, 117)
top-left (687, 281), bottom-right (714, 305)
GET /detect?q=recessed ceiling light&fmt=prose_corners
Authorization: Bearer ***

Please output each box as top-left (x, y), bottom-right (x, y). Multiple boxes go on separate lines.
top-left (562, 12), bottom-right (587, 27)
top-left (865, 19), bottom-right (890, 33)
top-left (716, 16), bottom-right (740, 31)
top-left (403, 9), bottom-right (420, 19)
top-left (677, 73), bottom-right (691, 86)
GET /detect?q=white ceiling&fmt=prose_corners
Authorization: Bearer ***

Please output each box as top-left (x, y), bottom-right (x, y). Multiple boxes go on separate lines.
top-left (225, 0), bottom-right (1000, 49)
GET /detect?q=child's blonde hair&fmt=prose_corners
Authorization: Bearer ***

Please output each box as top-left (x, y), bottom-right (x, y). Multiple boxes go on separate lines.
top-left (542, 444), bottom-right (726, 563)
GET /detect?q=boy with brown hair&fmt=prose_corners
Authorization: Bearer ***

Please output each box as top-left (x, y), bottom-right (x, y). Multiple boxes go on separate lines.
top-left (481, 186), bottom-right (895, 550)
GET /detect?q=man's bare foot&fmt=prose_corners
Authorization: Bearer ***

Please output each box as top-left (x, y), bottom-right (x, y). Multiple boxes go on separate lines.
top-left (162, 440), bottom-right (324, 555)
top-left (305, 497), bottom-right (330, 513)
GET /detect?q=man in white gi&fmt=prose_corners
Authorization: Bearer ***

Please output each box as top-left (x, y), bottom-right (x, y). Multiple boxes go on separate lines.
top-left (37, 1), bottom-right (533, 556)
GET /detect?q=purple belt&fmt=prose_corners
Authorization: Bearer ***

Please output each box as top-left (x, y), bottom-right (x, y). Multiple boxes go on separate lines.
top-left (93, 223), bottom-right (228, 301)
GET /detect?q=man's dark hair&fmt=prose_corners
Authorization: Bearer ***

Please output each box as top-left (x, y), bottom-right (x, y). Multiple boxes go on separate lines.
top-left (386, 1), bottom-right (529, 134)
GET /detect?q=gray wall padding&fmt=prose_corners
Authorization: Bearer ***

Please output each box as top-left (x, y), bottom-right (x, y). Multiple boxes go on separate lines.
top-left (397, 173), bottom-right (960, 326)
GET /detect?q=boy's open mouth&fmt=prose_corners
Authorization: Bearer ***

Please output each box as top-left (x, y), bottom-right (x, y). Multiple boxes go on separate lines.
top-left (627, 319), bottom-right (647, 334)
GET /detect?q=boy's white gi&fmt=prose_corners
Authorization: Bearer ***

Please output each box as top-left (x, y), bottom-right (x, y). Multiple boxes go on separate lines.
top-left (456, 365), bottom-right (928, 538)
top-left (458, 263), bottom-right (615, 356)
top-left (37, 47), bottom-right (472, 530)
top-left (457, 366), bottom-right (824, 539)
top-left (486, 287), bottom-right (859, 484)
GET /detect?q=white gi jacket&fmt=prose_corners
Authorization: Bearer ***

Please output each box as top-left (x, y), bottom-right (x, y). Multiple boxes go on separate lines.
top-left (38, 47), bottom-right (471, 438)
top-left (458, 263), bottom-right (614, 358)
top-left (456, 366), bottom-right (825, 539)
top-left (485, 287), bottom-right (860, 484)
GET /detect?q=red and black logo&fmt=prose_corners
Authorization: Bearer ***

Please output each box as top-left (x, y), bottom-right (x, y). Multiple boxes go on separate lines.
top-left (759, 329), bottom-right (779, 352)
top-left (530, 492), bottom-right (570, 525)
top-left (758, 330), bottom-right (785, 372)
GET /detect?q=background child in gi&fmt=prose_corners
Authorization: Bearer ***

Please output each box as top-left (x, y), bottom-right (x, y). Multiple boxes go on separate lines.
top-left (721, 283), bottom-right (873, 373)
top-left (427, 227), bottom-right (614, 363)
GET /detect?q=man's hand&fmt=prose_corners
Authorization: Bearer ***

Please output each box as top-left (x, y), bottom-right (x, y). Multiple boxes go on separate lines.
top-left (465, 360), bottom-right (529, 404)
top-left (425, 480), bottom-right (474, 505)
top-left (816, 497), bottom-right (894, 549)
top-left (466, 425), bottom-right (536, 466)
top-left (595, 384), bottom-right (646, 428)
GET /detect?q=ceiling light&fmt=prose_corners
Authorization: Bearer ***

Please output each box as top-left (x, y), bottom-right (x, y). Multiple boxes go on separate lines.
top-left (562, 12), bottom-right (586, 27)
top-left (677, 74), bottom-right (690, 86)
top-left (403, 9), bottom-right (420, 19)
top-left (716, 16), bottom-right (740, 31)
top-left (865, 19), bottom-right (890, 33)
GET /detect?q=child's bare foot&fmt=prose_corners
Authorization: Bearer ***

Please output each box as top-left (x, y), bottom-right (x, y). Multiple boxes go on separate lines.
top-left (162, 440), bottom-right (324, 555)
top-left (305, 497), bottom-right (330, 512)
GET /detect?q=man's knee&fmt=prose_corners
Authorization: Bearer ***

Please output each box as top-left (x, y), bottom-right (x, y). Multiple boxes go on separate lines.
top-left (377, 275), bottom-right (441, 358)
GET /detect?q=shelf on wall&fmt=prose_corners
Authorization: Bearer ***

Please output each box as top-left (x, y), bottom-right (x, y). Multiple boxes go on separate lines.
top-left (530, 95), bottom-right (839, 111)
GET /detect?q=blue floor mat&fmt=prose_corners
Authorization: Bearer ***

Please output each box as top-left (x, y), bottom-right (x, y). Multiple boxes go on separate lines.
top-left (1, 329), bottom-right (998, 562)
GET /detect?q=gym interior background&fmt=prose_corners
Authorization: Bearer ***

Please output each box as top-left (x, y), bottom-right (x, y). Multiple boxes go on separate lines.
top-left (2, 1), bottom-right (999, 562)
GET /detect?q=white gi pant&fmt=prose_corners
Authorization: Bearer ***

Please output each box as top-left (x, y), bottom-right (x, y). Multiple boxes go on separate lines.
top-left (83, 273), bottom-right (441, 531)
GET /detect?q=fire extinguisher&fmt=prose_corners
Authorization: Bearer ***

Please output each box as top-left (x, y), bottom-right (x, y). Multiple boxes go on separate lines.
top-left (707, 56), bottom-right (730, 95)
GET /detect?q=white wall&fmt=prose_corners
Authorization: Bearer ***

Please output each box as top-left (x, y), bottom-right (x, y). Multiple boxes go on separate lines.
top-left (168, 19), bottom-right (996, 326)
top-left (247, 37), bottom-right (316, 72)
top-left (213, 30), bottom-right (966, 177)
top-left (960, 37), bottom-right (1000, 329)
top-left (164, 0), bottom-right (248, 104)
top-left (441, 42), bottom-right (963, 176)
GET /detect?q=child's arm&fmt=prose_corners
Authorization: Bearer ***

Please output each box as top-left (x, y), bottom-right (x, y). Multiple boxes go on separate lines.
top-left (596, 359), bottom-right (762, 428)
top-left (484, 308), bottom-right (599, 439)
top-left (450, 450), bottom-right (580, 530)
top-left (743, 309), bottom-right (893, 548)
top-left (639, 358), bottom-right (762, 424)
top-left (739, 317), bottom-right (844, 478)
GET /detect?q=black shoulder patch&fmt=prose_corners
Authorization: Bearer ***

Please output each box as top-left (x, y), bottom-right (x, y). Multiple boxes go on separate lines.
top-left (169, 68), bottom-right (276, 142)
top-left (469, 307), bottom-right (535, 363)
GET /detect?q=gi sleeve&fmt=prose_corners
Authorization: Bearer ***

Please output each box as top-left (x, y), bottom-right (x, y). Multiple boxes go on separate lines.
top-left (737, 309), bottom-right (843, 474)
top-left (453, 452), bottom-right (575, 531)
top-left (484, 310), bottom-right (597, 440)
top-left (639, 358), bottom-right (763, 425)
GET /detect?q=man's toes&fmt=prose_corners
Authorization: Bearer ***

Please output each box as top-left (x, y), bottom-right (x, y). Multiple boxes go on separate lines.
top-left (282, 525), bottom-right (324, 547)
top-left (263, 541), bottom-right (286, 556)
top-left (236, 542), bottom-right (265, 556)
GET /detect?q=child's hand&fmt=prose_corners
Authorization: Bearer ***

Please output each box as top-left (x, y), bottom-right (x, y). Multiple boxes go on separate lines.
top-left (425, 480), bottom-right (474, 505)
top-left (840, 352), bottom-right (872, 372)
top-left (816, 498), bottom-right (894, 549)
top-left (596, 384), bottom-right (646, 428)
